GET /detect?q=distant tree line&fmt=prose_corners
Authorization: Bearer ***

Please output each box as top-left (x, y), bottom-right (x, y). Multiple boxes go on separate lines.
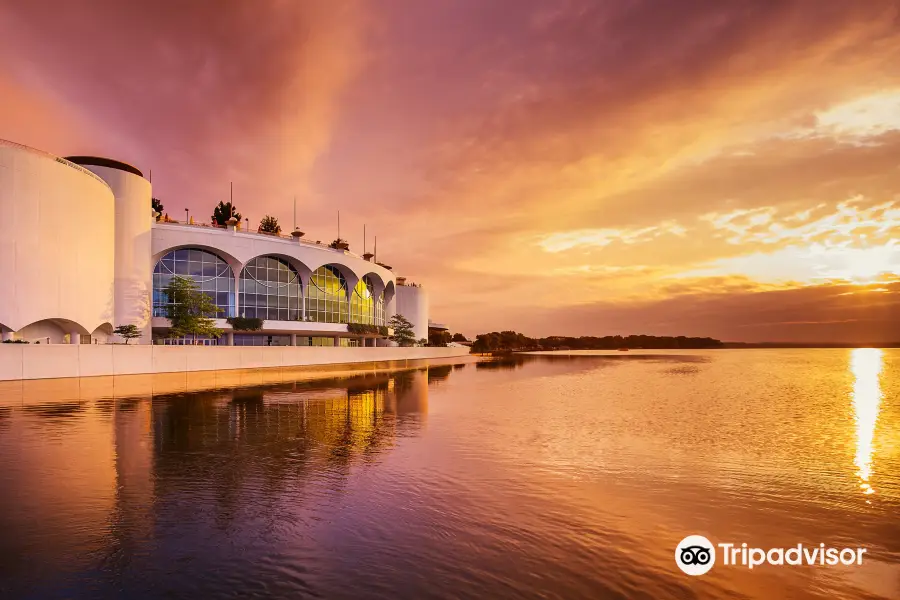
top-left (427, 330), bottom-right (468, 347)
top-left (470, 331), bottom-right (723, 353)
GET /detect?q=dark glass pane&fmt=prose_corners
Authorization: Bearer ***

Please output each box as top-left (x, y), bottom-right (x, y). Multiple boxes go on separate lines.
top-left (174, 249), bottom-right (189, 261)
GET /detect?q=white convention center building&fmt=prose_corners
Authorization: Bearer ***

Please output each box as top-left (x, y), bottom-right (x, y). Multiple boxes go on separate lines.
top-left (0, 139), bottom-right (429, 346)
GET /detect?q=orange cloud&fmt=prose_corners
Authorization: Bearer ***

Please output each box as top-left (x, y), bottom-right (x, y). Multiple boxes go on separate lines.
top-left (4, 0), bottom-right (900, 341)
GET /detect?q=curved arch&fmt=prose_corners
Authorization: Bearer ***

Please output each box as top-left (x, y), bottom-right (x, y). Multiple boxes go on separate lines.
top-left (152, 243), bottom-right (242, 275)
top-left (239, 255), bottom-right (303, 321)
top-left (153, 247), bottom-right (235, 318)
top-left (361, 271), bottom-right (387, 298)
top-left (305, 261), bottom-right (359, 297)
top-left (47, 318), bottom-right (91, 335)
top-left (245, 253), bottom-right (312, 286)
top-left (92, 322), bottom-right (113, 335)
top-left (16, 318), bottom-right (90, 344)
top-left (91, 322), bottom-right (114, 344)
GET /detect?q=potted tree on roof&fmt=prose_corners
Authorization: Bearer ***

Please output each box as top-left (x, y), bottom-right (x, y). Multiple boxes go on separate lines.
top-left (151, 197), bottom-right (164, 221)
top-left (212, 200), bottom-right (241, 228)
top-left (259, 215), bottom-right (282, 235)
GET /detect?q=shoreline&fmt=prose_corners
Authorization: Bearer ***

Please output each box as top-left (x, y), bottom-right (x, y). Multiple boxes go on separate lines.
top-left (0, 344), bottom-right (468, 383)
top-left (0, 354), bottom-right (477, 406)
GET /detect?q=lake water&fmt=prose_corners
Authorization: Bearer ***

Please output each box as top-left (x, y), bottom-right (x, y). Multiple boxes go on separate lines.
top-left (1, 350), bottom-right (898, 599)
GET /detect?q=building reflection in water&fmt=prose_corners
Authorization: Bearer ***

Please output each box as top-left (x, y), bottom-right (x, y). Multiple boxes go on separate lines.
top-left (0, 367), bottom-right (436, 594)
top-left (148, 368), bottom-right (430, 508)
top-left (850, 348), bottom-right (883, 498)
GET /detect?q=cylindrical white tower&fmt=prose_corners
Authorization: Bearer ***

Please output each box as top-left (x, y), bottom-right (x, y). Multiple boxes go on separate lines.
top-left (394, 283), bottom-right (429, 342)
top-left (68, 157), bottom-right (153, 344)
top-left (0, 140), bottom-right (116, 343)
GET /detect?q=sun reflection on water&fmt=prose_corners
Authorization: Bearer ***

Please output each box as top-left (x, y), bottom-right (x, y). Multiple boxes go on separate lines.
top-left (850, 348), bottom-right (883, 497)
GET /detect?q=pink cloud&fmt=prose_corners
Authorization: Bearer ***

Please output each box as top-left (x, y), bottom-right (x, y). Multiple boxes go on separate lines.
top-left (3, 0), bottom-right (900, 341)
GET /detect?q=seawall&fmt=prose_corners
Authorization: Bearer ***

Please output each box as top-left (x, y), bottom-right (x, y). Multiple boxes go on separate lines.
top-left (0, 344), bottom-right (470, 382)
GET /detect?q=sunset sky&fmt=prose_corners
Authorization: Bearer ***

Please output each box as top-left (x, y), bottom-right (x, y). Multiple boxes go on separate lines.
top-left (2, 0), bottom-right (899, 342)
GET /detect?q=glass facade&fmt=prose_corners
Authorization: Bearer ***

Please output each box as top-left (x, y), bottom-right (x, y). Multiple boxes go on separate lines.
top-left (154, 336), bottom-right (221, 346)
top-left (234, 334), bottom-right (292, 346)
top-left (305, 336), bottom-right (354, 347)
top-left (153, 248), bottom-right (234, 318)
top-left (239, 256), bottom-right (301, 321)
top-left (151, 251), bottom-right (389, 332)
top-left (306, 266), bottom-right (349, 323)
top-left (350, 275), bottom-right (386, 325)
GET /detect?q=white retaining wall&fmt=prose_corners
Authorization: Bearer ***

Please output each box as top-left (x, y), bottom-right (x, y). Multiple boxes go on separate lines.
top-left (0, 344), bottom-right (469, 382)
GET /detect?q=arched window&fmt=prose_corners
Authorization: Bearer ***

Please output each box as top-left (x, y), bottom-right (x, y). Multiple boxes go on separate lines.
top-left (153, 248), bottom-right (234, 318)
top-left (239, 256), bottom-right (301, 321)
top-left (350, 278), bottom-right (375, 325)
top-left (306, 266), bottom-right (348, 323)
top-left (350, 275), bottom-right (385, 325)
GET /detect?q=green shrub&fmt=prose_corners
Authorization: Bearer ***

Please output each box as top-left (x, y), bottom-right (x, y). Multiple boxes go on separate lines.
top-left (347, 323), bottom-right (385, 336)
top-left (226, 316), bottom-right (264, 331)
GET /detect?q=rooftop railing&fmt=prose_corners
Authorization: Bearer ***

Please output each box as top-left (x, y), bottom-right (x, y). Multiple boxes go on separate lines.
top-left (153, 219), bottom-right (377, 262)
top-left (0, 138), bottom-right (111, 189)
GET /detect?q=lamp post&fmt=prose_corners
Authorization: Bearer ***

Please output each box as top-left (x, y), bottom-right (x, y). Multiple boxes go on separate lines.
top-left (184, 207), bottom-right (189, 224)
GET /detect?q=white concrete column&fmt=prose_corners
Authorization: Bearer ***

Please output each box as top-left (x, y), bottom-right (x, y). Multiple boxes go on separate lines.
top-left (233, 270), bottom-right (241, 318)
top-left (334, 336), bottom-right (340, 347)
top-left (69, 332), bottom-right (82, 345)
top-left (225, 332), bottom-right (234, 346)
top-left (290, 334), bottom-right (297, 346)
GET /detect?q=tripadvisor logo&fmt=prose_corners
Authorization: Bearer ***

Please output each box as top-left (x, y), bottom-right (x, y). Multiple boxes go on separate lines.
top-left (676, 535), bottom-right (715, 576)
top-left (675, 535), bottom-right (867, 575)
